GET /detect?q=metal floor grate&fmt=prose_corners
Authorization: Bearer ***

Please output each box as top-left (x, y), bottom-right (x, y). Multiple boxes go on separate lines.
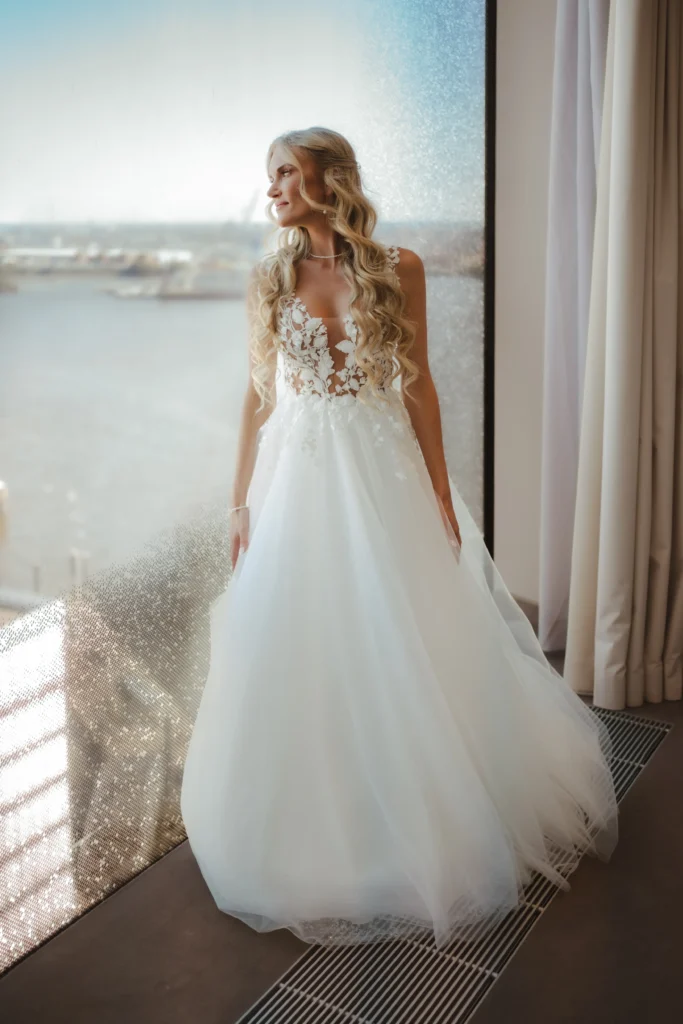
top-left (237, 708), bottom-right (671, 1024)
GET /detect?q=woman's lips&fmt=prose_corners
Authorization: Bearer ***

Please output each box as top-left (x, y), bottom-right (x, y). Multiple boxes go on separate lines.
top-left (276, 202), bottom-right (288, 209)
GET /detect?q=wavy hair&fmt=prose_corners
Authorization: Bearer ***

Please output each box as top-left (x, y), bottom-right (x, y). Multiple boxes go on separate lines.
top-left (248, 126), bottom-right (421, 411)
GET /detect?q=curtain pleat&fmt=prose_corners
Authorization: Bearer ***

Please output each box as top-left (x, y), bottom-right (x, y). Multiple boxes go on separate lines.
top-left (539, 0), bottom-right (610, 652)
top-left (564, 0), bottom-right (683, 707)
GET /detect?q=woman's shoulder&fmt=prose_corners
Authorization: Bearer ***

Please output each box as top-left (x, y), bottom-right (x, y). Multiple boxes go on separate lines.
top-left (384, 245), bottom-right (424, 278)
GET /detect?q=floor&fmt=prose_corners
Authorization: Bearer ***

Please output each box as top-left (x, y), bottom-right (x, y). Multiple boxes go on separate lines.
top-left (472, 697), bottom-right (683, 1024)
top-left (0, 656), bottom-right (682, 1023)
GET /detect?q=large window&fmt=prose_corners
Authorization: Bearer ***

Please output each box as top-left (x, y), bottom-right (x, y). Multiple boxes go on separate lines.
top-left (0, 0), bottom-right (489, 972)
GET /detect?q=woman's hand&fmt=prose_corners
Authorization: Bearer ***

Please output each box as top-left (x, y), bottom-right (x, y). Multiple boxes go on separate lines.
top-left (230, 507), bottom-right (250, 570)
top-left (435, 491), bottom-right (462, 550)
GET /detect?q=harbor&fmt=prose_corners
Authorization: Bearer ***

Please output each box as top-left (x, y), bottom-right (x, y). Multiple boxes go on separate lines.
top-left (1, 243), bottom-right (251, 301)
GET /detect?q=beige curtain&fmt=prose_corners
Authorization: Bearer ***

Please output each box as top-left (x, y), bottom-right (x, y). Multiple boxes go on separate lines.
top-left (564, 0), bottom-right (683, 708)
top-left (539, 0), bottom-right (610, 653)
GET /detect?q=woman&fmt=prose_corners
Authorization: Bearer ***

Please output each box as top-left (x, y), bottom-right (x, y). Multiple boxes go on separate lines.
top-left (180, 126), bottom-right (618, 950)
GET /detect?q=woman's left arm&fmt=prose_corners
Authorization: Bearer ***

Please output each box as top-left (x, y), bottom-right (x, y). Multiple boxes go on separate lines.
top-left (396, 248), bottom-right (462, 547)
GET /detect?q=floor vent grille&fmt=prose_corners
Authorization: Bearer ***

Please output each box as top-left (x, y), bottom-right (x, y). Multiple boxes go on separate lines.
top-left (238, 708), bottom-right (671, 1024)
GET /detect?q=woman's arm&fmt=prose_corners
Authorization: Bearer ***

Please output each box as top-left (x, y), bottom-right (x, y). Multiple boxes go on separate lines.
top-left (396, 248), bottom-right (461, 546)
top-left (230, 266), bottom-right (277, 508)
top-left (396, 249), bottom-right (450, 501)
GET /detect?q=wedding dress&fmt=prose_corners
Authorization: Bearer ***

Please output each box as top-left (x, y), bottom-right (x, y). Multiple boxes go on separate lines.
top-left (179, 244), bottom-right (618, 950)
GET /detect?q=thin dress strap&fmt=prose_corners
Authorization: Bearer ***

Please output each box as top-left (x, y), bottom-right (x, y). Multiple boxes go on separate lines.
top-left (385, 245), bottom-right (401, 274)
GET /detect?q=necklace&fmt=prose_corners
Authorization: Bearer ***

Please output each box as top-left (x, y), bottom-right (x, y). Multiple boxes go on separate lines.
top-left (307, 252), bottom-right (343, 259)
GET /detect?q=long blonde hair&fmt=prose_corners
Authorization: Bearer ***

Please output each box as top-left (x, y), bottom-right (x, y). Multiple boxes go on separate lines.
top-left (249, 126), bottom-right (421, 411)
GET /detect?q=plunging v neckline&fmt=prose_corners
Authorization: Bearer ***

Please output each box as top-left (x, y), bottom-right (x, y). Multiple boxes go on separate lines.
top-left (287, 295), bottom-right (356, 345)
top-left (284, 243), bottom-right (400, 336)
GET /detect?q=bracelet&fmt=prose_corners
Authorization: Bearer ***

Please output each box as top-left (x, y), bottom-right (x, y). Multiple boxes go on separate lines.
top-left (228, 504), bottom-right (249, 514)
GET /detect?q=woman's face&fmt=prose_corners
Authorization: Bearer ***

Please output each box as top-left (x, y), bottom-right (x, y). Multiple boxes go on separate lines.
top-left (266, 143), bottom-right (328, 227)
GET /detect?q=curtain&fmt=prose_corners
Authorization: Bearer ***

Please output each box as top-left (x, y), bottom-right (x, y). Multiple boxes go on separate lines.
top-left (538, 0), bottom-right (610, 652)
top-left (564, 0), bottom-right (683, 707)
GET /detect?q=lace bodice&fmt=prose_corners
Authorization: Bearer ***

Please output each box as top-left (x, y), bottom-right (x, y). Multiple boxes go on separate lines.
top-left (277, 245), bottom-right (401, 399)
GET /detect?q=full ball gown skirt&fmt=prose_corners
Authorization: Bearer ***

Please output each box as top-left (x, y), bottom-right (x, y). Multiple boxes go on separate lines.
top-left (180, 381), bottom-right (619, 950)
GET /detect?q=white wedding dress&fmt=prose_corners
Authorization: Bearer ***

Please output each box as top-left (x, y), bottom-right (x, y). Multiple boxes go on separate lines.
top-left (180, 244), bottom-right (618, 949)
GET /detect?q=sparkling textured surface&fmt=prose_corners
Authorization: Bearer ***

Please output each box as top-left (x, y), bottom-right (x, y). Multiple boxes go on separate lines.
top-left (0, 506), bottom-right (228, 974)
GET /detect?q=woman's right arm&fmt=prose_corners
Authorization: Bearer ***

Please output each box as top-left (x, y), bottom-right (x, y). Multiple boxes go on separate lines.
top-left (229, 266), bottom-right (277, 566)
top-left (230, 380), bottom-right (276, 509)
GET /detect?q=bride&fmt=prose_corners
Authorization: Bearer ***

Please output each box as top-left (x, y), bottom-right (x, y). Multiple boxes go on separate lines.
top-left (180, 125), bottom-right (618, 950)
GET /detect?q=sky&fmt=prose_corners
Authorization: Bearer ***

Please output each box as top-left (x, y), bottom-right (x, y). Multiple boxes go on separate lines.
top-left (0, 0), bottom-right (486, 224)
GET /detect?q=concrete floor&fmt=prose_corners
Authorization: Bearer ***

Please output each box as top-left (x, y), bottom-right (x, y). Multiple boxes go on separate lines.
top-left (472, 698), bottom-right (683, 1024)
top-left (1, 667), bottom-right (681, 1023)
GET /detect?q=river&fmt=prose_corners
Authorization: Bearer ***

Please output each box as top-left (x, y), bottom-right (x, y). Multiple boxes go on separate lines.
top-left (0, 270), bottom-right (483, 599)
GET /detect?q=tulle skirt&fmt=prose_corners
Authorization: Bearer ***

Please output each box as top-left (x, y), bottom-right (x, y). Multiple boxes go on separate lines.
top-left (180, 385), bottom-right (618, 950)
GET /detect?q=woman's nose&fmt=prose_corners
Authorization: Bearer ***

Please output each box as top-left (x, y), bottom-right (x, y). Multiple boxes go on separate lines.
top-left (267, 182), bottom-right (279, 198)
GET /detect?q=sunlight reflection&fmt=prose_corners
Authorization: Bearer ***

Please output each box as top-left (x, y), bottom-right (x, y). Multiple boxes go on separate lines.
top-left (0, 607), bottom-right (77, 964)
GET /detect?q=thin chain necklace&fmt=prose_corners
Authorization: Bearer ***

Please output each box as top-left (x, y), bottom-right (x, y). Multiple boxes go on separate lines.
top-left (307, 252), bottom-right (342, 259)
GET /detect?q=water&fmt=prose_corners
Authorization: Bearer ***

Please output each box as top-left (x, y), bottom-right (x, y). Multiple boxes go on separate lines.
top-left (0, 272), bottom-right (483, 599)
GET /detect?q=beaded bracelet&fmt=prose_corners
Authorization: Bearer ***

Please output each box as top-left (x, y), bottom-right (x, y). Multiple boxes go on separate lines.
top-left (228, 504), bottom-right (249, 514)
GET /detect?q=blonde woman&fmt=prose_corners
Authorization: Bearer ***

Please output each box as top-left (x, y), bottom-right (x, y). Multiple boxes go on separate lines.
top-left (180, 126), bottom-right (618, 950)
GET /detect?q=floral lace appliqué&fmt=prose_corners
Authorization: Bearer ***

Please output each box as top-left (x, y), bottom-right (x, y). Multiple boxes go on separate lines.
top-left (265, 245), bottom-right (421, 475)
top-left (277, 245), bottom-right (401, 400)
top-left (385, 244), bottom-right (400, 271)
top-left (278, 296), bottom-right (391, 400)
